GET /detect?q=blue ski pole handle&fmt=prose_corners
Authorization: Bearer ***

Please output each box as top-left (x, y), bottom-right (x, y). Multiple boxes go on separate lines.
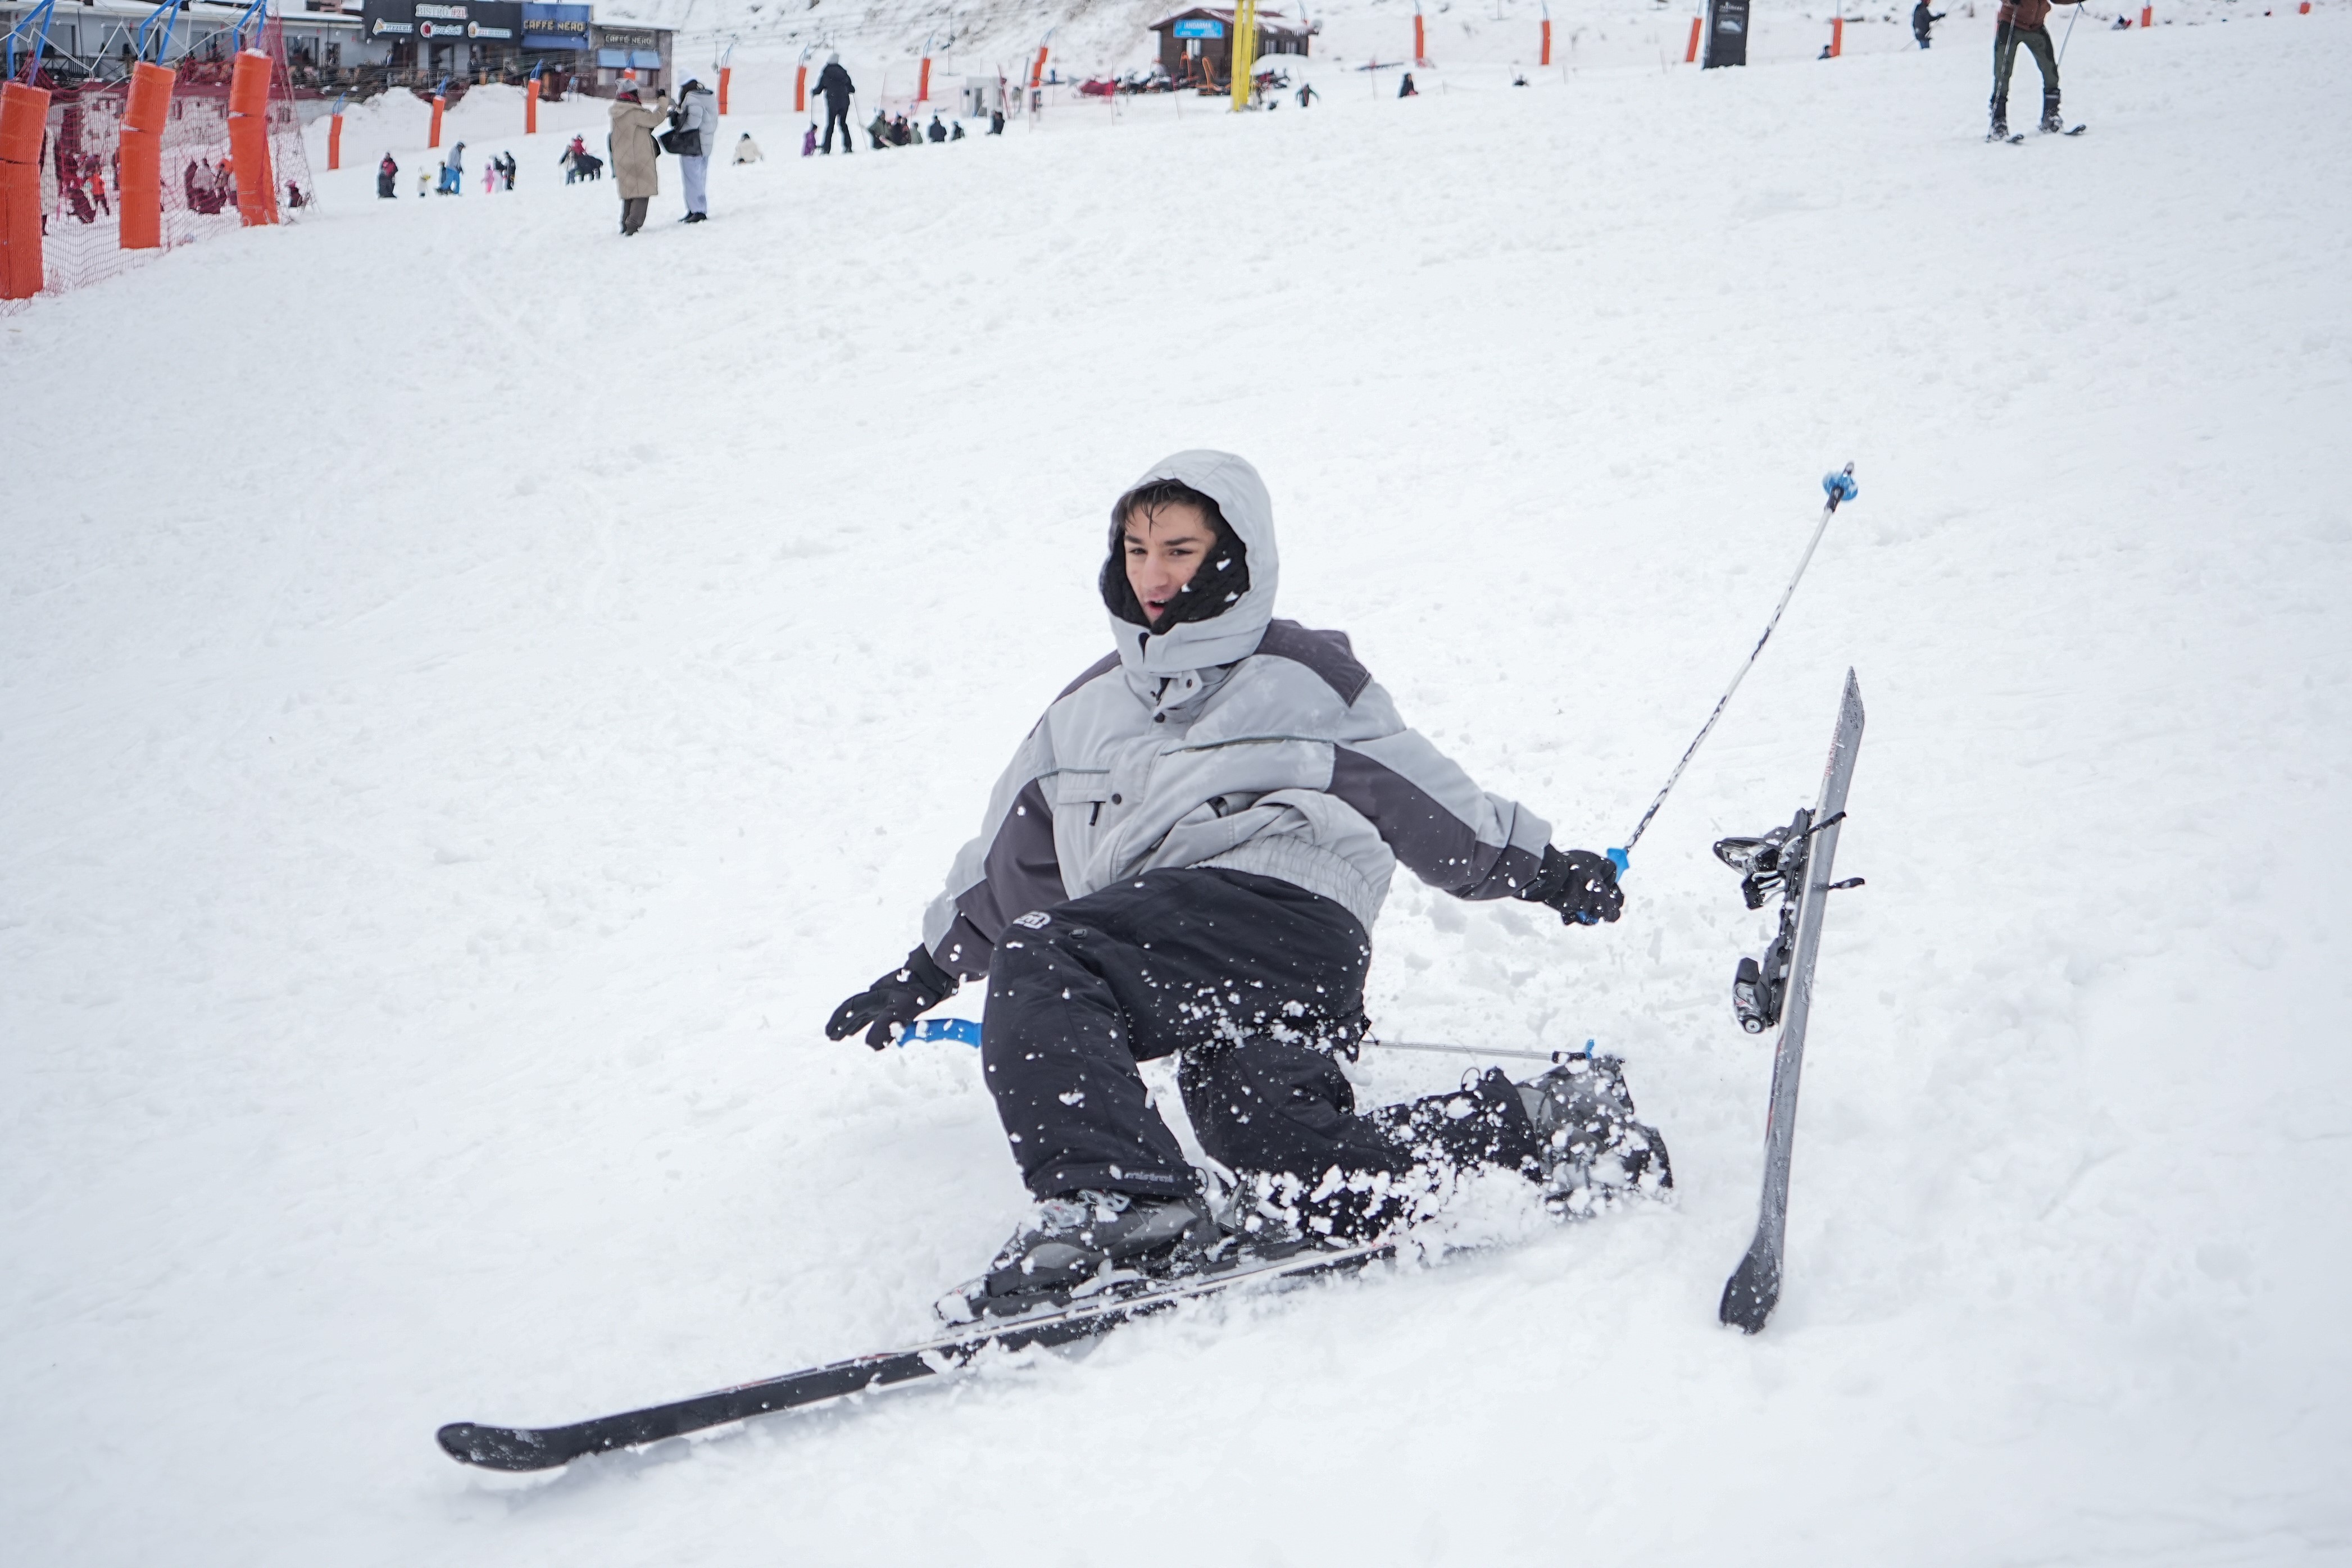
top-left (898, 1017), bottom-right (982, 1047)
top-left (1606, 847), bottom-right (1630, 879)
top-left (1823, 466), bottom-right (1858, 506)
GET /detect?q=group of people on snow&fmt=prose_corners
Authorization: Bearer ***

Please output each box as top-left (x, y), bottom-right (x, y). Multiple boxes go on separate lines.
top-left (808, 53), bottom-right (1001, 156)
top-left (603, 74), bottom-right (718, 234)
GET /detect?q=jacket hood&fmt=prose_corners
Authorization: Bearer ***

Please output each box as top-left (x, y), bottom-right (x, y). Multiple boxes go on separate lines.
top-left (1106, 449), bottom-right (1279, 678)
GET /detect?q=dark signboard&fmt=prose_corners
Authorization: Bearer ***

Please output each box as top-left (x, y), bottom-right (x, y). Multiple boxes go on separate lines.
top-left (1704, 0), bottom-right (1750, 67)
top-left (522, 3), bottom-right (592, 49)
top-left (362, 1), bottom-right (524, 42)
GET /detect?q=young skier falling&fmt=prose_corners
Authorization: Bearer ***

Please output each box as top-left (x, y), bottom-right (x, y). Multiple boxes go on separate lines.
top-left (827, 451), bottom-right (1670, 1322)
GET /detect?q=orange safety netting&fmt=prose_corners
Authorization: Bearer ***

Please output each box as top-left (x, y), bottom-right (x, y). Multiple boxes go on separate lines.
top-left (13, 19), bottom-right (313, 304)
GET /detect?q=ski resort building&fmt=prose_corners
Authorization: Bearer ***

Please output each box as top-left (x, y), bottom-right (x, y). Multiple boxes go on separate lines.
top-left (1148, 8), bottom-right (1313, 88)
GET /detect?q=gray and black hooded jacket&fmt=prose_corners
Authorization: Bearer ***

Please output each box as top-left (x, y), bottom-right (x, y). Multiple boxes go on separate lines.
top-left (922, 449), bottom-right (1551, 979)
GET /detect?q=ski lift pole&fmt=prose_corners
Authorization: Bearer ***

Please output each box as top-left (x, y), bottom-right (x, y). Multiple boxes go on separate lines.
top-left (1609, 465), bottom-right (1858, 876)
top-left (5, 0), bottom-right (58, 80)
top-left (1231, 0), bottom-right (1259, 110)
top-left (133, 0), bottom-right (180, 65)
top-left (232, 0), bottom-right (269, 54)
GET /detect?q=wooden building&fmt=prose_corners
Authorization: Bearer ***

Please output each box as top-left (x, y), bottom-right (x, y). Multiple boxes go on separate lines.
top-left (1149, 8), bottom-right (1313, 87)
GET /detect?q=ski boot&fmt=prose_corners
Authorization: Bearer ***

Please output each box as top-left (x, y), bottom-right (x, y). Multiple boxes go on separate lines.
top-left (938, 1189), bottom-right (1220, 1323)
top-left (2038, 111), bottom-right (2065, 134)
top-left (1518, 1053), bottom-right (1673, 1217)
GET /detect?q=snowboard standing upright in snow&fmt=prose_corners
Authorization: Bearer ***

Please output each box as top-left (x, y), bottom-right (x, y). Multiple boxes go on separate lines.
top-left (825, 451), bottom-right (1670, 1322)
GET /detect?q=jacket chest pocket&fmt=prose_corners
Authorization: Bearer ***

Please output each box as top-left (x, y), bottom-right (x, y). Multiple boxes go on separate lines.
top-left (1052, 771), bottom-right (1117, 889)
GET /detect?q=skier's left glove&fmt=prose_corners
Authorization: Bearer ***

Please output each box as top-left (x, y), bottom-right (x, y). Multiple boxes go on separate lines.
top-left (825, 944), bottom-right (959, 1049)
top-left (1520, 846), bottom-right (1624, 926)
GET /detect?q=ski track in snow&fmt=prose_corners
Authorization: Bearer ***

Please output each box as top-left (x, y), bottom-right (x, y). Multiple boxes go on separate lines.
top-left (4, 15), bottom-right (2350, 1566)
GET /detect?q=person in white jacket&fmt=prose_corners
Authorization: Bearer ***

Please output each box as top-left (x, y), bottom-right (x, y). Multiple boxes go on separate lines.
top-left (672, 78), bottom-right (718, 222)
top-left (732, 131), bottom-right (764, 164)
top-left (827, 451), bottom-right (1669, 1321)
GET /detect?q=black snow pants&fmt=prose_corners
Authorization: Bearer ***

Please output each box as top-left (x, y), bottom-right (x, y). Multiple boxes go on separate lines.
top-left (822, 102), bottom-right (855, 153)
top-left (1991, 22), bottom-right (2060, 126)
top-left (980, 867), bottom-right (1543, 1237)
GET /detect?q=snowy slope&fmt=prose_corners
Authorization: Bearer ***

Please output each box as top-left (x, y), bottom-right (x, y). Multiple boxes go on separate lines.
top-left (5, 13), bottom-right (2351, 1566)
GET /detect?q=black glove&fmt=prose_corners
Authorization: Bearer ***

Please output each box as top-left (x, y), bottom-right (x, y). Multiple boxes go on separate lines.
top-left (825, 945), bottom-right (959, 1049)
top-left (1520, 846), bottom-right (1624, 926)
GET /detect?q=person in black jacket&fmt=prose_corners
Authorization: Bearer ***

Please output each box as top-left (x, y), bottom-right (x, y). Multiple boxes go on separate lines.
top-left (815, 53), bottom-right (856, 154)
top-left (1913, 0), bottom-right (1947, 47)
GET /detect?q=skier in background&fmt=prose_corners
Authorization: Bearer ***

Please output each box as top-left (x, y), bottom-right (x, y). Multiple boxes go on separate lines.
top-left (825, 451), bottom-right (1668, 1322)
top-left (607, 82), bottom-right (670, 236)
top-left (927, 113), bottom-right (948, 143)
top-left (1914, 0), bottom-right (1947, 47)
top-left (815, 52), bottom-right (857, 154)
top-left (1990, 0), bottom-right (2083, 135)
top-left (734, 131), bottom-right (765, 163)
top-left (378, 152), bottom-right (398, 198)
top-left (1297, 80), bottom-right (1317, 107)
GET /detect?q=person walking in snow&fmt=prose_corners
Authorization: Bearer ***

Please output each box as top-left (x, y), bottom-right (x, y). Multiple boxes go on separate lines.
top-left (825, 452), bottom-right (1667, 1323)
top-left (377, 152), bottom-right (398, 198)
top-left (733, 131), bottom-right (765, 163)
top-left (438, 141), bottom-right (465, 196)
top-left (607, 83), bottom-right (671, 236)
top-left (1296, 81), bottom-right (1317, 107)
top-left (815, 52), bottom-right (857, 154)
top-left (671, 76), bottom-right (717, 222)
top-left (1913, 1), bottom-right (1946, 47)
top-left (1990, 0), bottom-right (2083, 135)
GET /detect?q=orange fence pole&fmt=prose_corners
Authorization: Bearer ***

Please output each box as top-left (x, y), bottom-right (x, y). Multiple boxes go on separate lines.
top-left (1829, 17), bottom-right (1844, 56)
top-left (1414, 12), bottom-right (1427, 64)
top-left (525, 76), bottom-right (539, 133)
top-left (718, 65), bottom-right (732, 113)
top-left (1686, 15), bottom-right (1702, 62)
top-left (0, 79), bottom-right (50, 299)
top-left (1030, 46), bottom-right (1048, 89)
top-left (2141, 4), bottom-right (2153, 21)
top-left (429, 92), bottom-right (446, 148)
top-left (228, 48), bottom-right (276, 228)
top-left (327, 110), bottom-right (342, 170)
top-left (1541, 18), bottom-right (1552, 65)
top-left (118, 61), bottom-right (174, 251)
top-left (917, 56), bottom-right (932, 104)
top-left (793, 63), bottom-right (807, 112)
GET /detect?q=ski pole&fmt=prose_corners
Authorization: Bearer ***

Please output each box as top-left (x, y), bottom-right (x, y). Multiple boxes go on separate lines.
top-left (895, 1020), bottom-right (1585, 1066)
top-left (1609, 464), bottom-right (1857, 876)
top-left (2056, 0), bottom-right (2083, 66)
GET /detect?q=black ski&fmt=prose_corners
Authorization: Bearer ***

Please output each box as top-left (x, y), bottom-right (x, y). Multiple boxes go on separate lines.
top-left (1715, 669), bottom-right (1865, 1334)
top-left (437, 1238), bottom-right (1393, 1471)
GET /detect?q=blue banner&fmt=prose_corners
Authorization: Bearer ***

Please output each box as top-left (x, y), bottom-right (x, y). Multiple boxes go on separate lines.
top-left (1172, 18), bottom-right (1224, 38)
top-left (521, 2), bottom-right (590, 49)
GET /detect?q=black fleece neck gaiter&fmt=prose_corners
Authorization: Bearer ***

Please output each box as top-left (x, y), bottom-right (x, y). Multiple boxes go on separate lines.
top-left (1099, 515), bottom-right (1252, 636)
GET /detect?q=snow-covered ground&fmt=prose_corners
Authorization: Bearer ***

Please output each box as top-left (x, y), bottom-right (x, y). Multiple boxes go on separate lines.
top-left (6, 12), bottom-right (2350, 1565)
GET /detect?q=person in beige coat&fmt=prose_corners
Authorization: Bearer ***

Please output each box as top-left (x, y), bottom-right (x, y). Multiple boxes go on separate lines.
top-left (607, 85), bottom-right (672, 236)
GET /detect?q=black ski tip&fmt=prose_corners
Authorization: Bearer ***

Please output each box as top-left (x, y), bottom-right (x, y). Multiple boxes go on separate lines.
top-left (438, 1421), bottom-right (569, 1472)
top-left (1717, 1247), bottom-right (1782, 1335)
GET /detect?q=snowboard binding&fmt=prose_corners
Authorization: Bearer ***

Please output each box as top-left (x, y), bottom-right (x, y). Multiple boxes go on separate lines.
top-left (1715, 807), bottom-right (1860, 1035)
